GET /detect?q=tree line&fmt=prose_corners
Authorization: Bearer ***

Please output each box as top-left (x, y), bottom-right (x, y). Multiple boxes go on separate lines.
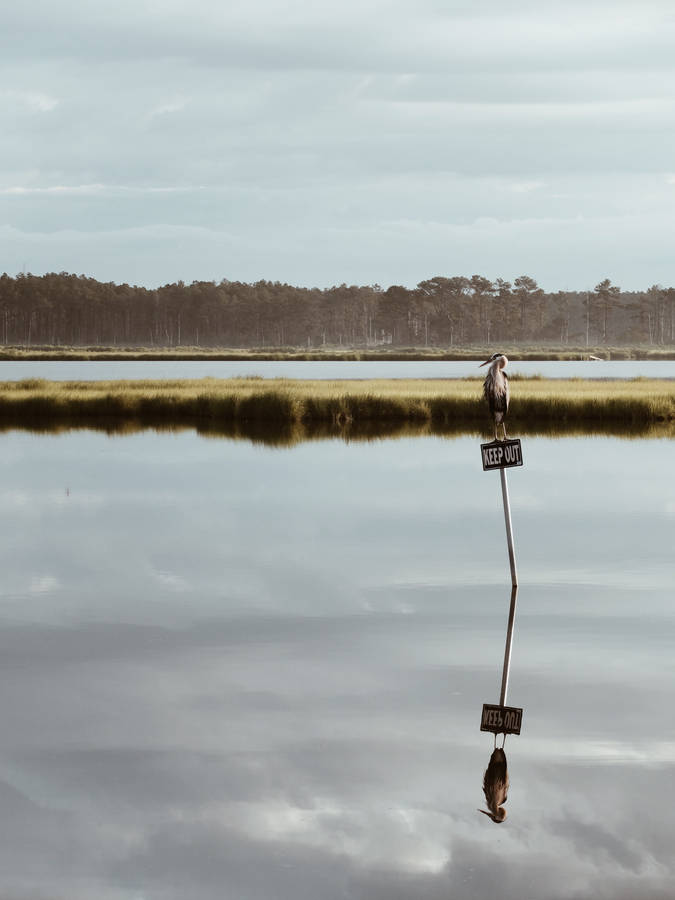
top-left (0, 271), bottom-right (674, 347)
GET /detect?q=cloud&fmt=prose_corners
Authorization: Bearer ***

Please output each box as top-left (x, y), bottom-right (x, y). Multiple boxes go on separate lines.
top-left (149, 97), bottom-right (188, 117)
top-left (0, 89), bottom-right (59, 112)
top-left (28, 574), bottom-right (60, 594)
top-left (2, 0), bottom-right (674, 76)
top-left (148, 568), bottom-right (190, 592)
top-left (0, 184), bottom-right (108, 196)
top-left (506, 181), bottom-right (546, 194)
top-left (2, 202), bottom-right (675, 289)
top-left (0, 184), bottom-right (203, 196)
top-left (549, 817), bottom-right (645, 873)
top-left (1, 0), bottom-right (674, 286)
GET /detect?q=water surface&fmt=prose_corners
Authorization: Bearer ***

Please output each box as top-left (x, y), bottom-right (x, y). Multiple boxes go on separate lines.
top-left (0, 359), bottom-right (674, 381)
top-left (0, 431), bottom-right (673, 899)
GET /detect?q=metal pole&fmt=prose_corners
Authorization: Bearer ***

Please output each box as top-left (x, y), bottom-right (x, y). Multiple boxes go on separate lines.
top-left (499, 467), bottom-right (518, 588)
top-left (499, 585), bottom-right (518, 706)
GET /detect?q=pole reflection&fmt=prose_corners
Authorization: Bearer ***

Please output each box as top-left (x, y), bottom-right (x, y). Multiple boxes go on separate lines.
top-left (479, 585), bottom-right (520, 824)
top-left (499, 586), bottom-right (518, 706)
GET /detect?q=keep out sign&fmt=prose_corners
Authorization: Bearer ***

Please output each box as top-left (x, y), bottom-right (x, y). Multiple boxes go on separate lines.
top-left (480, 439), bottom-right (523, 471)
top-left (480, 704), bottom-right (523, 735)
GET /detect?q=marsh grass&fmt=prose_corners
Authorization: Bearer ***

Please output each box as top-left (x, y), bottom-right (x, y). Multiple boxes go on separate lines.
top-left (0, 376), bottom-right (672, 444)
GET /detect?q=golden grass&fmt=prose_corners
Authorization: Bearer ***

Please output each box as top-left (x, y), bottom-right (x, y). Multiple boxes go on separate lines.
top-left (0, 377), bottom-right (672, 443)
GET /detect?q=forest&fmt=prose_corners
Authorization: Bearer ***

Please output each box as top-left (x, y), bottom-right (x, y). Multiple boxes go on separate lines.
top-left (0, 271), bottom-right (673, 348)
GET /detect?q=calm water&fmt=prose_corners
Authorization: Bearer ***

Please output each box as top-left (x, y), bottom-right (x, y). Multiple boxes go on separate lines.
top-left (0, 430), bottom-right (673, 898)
top-left (0, 359), bottom-right (674, 380)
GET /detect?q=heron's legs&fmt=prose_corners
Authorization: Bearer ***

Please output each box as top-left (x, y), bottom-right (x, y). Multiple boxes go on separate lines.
top-left (494, 422), bottom-right (508, 441)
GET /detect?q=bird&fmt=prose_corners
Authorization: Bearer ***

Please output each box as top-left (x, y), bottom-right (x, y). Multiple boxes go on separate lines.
top-left (480, 352), bottom-right (509, 441)
top-left (479, 746), bottom-right (509, 823)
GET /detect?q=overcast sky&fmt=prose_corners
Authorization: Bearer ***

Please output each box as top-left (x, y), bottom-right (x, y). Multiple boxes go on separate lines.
top-left (2, 0), bottom-right (675, 290)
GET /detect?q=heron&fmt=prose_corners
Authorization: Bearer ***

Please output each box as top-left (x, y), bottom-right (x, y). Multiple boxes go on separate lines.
top-left (480, 352), bottom-right (509, 441)
top-left (479, 745), bottom-right (509, 823)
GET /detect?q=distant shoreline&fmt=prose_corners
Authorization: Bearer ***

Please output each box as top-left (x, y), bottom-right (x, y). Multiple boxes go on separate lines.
top-left (0, 346), bottom-right (674, 362)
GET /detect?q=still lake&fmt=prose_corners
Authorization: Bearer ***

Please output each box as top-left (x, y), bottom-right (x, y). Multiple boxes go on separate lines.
top-left (0, 359), bottom-right (674, 380)
top-left (1, 427), bottom-right (673, 899)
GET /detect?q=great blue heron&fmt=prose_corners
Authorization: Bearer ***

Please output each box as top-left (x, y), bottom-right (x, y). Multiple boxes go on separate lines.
top-left (479, 745), bottom-right (509, 823)
top-left (480, 352), bottom-right (509, 440)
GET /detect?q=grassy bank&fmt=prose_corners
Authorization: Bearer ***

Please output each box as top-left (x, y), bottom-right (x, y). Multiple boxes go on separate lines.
top-left (1, 345), bottom-right (675, 361)
top-left (0, 377), bottom-right (673, 443)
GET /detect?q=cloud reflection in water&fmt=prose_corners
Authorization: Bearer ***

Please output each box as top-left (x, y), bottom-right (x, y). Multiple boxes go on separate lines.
top-left (0, 432), bottom-right (672, 898)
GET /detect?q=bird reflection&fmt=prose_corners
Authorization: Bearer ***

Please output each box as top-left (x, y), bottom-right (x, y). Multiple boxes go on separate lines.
top-left (480, 742), bottom-right (509, 823)
top-left (480, 352), bottom-right (509, 440)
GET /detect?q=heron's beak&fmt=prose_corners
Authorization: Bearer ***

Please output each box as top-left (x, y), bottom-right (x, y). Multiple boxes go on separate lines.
top-left (479, 359), bottom-right (491, 367)
top-left (478, 809), bottom-right (492, 817)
